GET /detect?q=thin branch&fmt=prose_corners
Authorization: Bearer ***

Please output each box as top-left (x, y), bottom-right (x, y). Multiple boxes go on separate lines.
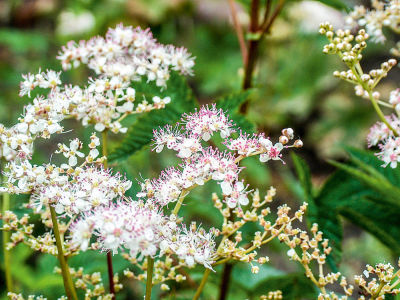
top-left (260, 0), bottom-right (285, 34)
top-left (228, 0), bottom-right (248, 66)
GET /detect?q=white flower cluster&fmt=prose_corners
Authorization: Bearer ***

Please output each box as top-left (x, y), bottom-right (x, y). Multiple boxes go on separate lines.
top-left (2, 134), bottom-right (132, 217)
top-left (160, 222), bottom-right (216, 270)
top-left (367, 115), bottom-right (400, 168)
top-left (346, 0), bottom-right (400, 43)
top-left (70, 201), bottom-right (165, 255)
top-left (147, 106), bottom-right (301, 208)
top-left (1, 25), bottom-right (194, 164)
top-left (137, 148), bottom-right (240, 207)
top-left (70, 201), bottom-right (216, 270)
top-left (32, 166), bottom-right (132, 216)
top-left (57, 24), bottom-right (195, 86)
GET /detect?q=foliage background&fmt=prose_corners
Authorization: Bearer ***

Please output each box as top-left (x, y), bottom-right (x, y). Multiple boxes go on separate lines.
top-left (0, 0), bottom-right (399, 299)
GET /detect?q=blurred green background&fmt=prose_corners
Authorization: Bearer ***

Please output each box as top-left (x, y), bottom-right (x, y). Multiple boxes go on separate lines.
top-left (1, 0), bottom-right (400, 299)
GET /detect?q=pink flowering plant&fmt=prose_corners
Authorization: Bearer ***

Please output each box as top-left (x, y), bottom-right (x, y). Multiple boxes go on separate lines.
top-left (3, 1), bottom-right (400, 300)
top-left (0, 21), bottom-right (310, 300)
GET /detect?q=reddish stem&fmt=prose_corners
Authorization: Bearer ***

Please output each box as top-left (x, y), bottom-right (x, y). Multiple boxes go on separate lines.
top-left (107, 252), bottom-right (116, 299)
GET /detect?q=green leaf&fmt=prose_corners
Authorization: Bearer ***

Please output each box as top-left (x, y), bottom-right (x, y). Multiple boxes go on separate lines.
top-left (108, 73), bottom-right (198, 162)
top-left (312, 0), bottom-right (349, 11)
top-left (232, 263), bottom-right (317, 299)
top-left (215, 90), bottom-right (256, 132)
top-left (290, 153), bottom-right (313, 203)
top-left (293, 148), bottom-right (400, 270)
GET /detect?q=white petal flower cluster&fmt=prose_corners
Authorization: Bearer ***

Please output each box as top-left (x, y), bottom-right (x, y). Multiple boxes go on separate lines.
top-left (145, 105), bottom-right (300, 208)
top-left (367, 115), bottom-right (400, 168)
top-left (390, 89), bottom-right (400, 113)
top-left (160, 223), bottom-right (216, 270)
top-left (182, 105), bottom-right (235, 141)
top-left (31, 166), bottom-right (132, 216)
top-left (57, 24), bottom-right (195, 86)
top-left (346, 0), bottom-right (400, 43)
top-left (2, 135), bottom-right (131, 216)
top-left (70, 201), bottom-right (217, 269)
top-left (138, 147), bottom-right (240, 206)
top-left (70, 201), bottom-right (166, 256)
top-left (225, 132), bottom-right (285, 163)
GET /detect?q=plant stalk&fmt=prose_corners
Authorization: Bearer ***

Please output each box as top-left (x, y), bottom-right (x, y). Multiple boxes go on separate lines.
top-left (2, 189), bottom-right (13, 292)
top-left (218, 263), bottom-right (233, 300)
top-left (192, 269), bottom-right (211, 300)
top-left (145, 257), bottom-right (154, 300)
top-left (240, 0), bottom-right (285, 113)
top-left (102, 129), bottom-right (116, 299)
top-left (50, 206), bottom-right (78, 300)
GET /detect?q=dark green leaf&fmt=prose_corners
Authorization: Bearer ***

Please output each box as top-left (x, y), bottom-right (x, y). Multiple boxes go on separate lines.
top-left (232, 263), bottom-right (317, 299)
top-left (108, 73), bottom-right (198, 162)
top-left (215, 90), bottom-right (256, 132)
top-left (312, 0), bottom-right (349, 11)
top-left (293, 148), bottom-right (400, 270)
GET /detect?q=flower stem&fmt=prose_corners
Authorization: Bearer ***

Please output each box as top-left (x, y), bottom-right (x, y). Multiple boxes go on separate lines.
top-left (218, 263), bottom-right (233, 300)
top-left (192, 269), bottom-right (211, 300)
top-left (351, 65), bottom-right (399, 136)
top-left (2, 189), bottom-right (13, 292)
top-left (102, 129), bottom-right (116, 299)
top-left (49, 206), bottom-right (78, 300)
top-left (145, 256), bottom-right (154, 300)
top-left (107, 252), bottom-right (116, 299)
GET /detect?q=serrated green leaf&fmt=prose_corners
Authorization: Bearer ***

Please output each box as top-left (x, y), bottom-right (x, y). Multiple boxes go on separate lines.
top-left (290, 153), bottom-right (313, 203)
top-left (328, 159), bottom-right (400, 208)
top-left (215, 90), bottom-right (256, 132)
top-left (312, 0), bottom-right (349, 11)
top-left (293, 148), bottom-right (400, 270)
top-left (215, 90), bottom-right (252, 112)
top-left (108, 73), bottom-right (198, 162)
top-left (232, 263), bottom-right (317, 299)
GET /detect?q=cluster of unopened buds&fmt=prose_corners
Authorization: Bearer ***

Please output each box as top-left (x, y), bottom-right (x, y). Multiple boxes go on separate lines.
top-left (62, 267), bottom-right (119, 299)
top-left (320, 18), bottom-right (400, 168)
top-left (285, 223), bottom-right (353, 299)
top-left (259, 291), bottom-right (283, 300)
top-left (284, 223), bottom-right (400, 299)
top-left (211, 189), bottom-right (308, 271)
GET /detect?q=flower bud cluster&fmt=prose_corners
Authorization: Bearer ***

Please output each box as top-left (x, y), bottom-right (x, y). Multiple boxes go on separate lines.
top-left (320, 20), bottom-right (400, 169)
top-left (123, 255), bottom-right (187, 286)
top-left (284, 223), bottom-right (354, 299)
top-left (60, 267), bottom-right (118, 299)
top-left (355, 260), bottom-right (400, 298)
top-left (320, 23), bottom-right (368, 65)
top-left (260, 291), bottom-right (282, 300)
top-left (210, 188), bottom-right (307, 271)
top-left (0, 210), bottom-right (60, 256)
top-left (7, 293), bottom-right (47, 300)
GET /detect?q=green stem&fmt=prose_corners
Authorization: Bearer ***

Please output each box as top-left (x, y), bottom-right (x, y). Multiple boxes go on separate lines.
top-left (351, 65), bottom-right (399, 136)
top-left (172, 191), bottom-right (187, 216)
top-left (192, 269), bottom-right (211, 300)
top-left (102, 130), bottom-right (108, 168)
top-left (145, 257), bottom-right (154, 300)
top-left (50, 206), bottom-right (78, 300)
top-left (368, 89), bottom-right (399, 136)
top-left (2, 189), bottom-right (13, 292)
